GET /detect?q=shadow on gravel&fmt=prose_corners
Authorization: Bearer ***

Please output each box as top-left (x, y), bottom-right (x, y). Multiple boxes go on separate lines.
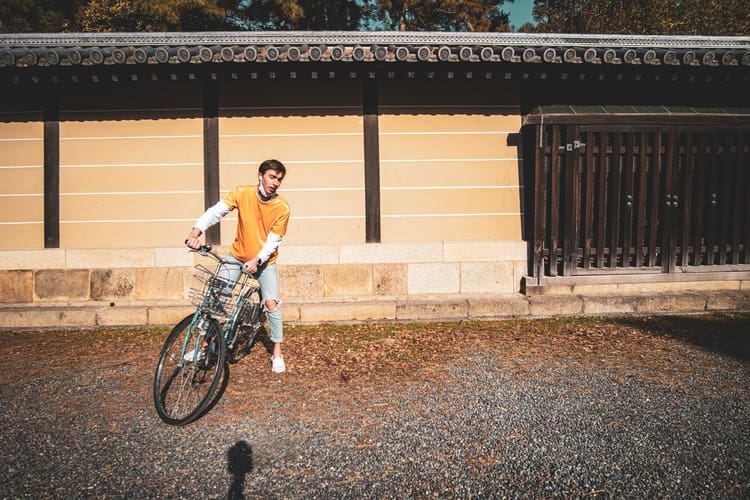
top-left (619, 314), bottom-right (750, 364)
top-left (227, 440), bottom-right (254, 500)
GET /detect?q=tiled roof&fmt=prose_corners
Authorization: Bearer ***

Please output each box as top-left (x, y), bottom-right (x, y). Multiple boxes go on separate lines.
top-left (1, 31), bottom-right (749, 68)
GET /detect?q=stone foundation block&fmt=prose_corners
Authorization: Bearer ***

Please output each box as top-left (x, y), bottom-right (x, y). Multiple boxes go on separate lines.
top-left (0, 270), bottom-right (33, 303)
top-left (280, 265), bottom-right (324, 299)
top-left (636, 292), bottom-right (707, 313)
top-left (97, 306), bottom-right (148, 327)
top-left (528, 295), bottom-right (583, 317)
top-left (408, 263), bottom-right (459, 294)
top-left (0, 307), bottom-right (96, 328)
top-left (460, 262), bottom-right (515, 294)
top-left (299, 301), bottom-right (396, 323)
top-left (397, 297), bottom-right (468, 321)
top-left (444, 240), bottom-right (527, 262)
top-left (582, 296), bottom-right (638, 315)
top-left (147, 305), bottom-right (195, 326)
top-left (66, 248), bottom-right (154, 269)
top-left (35, 269), bottom-right (90, 301)
top-left (0, 249), bottom-right (66, 270)
top-left (373, 264), bottom-right (408, 296)
top-left (135, 268), bottom-right (184, 301)
top-left (90, 269), bottom-right (135, 301)
top-left (324, 264), bottom-right (373, 297)
top-left (468, 295), bottom-right (530, 318)
top-left (705, 291), bottom-right (750, 311)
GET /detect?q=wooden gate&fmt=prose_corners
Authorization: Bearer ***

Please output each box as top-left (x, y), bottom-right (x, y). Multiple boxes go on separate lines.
top-left (524, 116), bottom-right (750, 282)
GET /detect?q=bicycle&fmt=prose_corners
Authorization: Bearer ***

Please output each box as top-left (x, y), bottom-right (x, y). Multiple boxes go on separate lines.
top-left (153, 245), bottom-right (265, 425)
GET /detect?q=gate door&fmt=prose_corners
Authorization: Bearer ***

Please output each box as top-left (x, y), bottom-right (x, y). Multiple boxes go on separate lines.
top-left (526, 116), bottom-right (750, 281)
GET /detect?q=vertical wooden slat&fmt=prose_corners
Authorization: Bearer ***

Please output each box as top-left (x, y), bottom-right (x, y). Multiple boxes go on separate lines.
top-left (203, 78), bottom-right (220, 245)
top-left (647, 131), bottom-right (662, 267)
top-left (533, 125), bottom-right (546, 280)
top-left (663, 127), bottom-right (678, 273)
top-left (562, 126), bottom-right (579, 276)
top-left (692, 133), bottom-right (707, 266)
top-left (622, 132), bottom-right (635, 268)
top-left (596, 133), bottom-right (608, 268)
top-left (363, 79), bottom-right (381, 243)
top-left (705, 132), bottom-right (719, 265)
top-left (549, 125), bottom-right (561, 277)
top-left (717, 132), bottom-right (731, 265)
top-left (608, 132), bottom-right (623, 269)
top-left (679, 131), bottom-right (693, 268)
top-left (583, 131), bottom-right (595, 270)
top-left (731, 132), bottom-right (743, 264)
top-left (745, 132), bottom-right (750, 264)
top-left (635, 131), bottom-right (649, 267)
top-left (44, 96), bottom-right (60, 249)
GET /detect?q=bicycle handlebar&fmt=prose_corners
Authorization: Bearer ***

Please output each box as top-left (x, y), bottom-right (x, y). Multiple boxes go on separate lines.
top-left (185, 242), bottom-right (248, 271)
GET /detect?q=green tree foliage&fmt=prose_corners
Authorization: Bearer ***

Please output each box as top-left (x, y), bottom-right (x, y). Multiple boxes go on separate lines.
top-left (373, 0), bottom-right (510, 31)
top-left (0, 0), bottom-right (81, 32)
top-left (532, 0), bottom-right (749, 35)
top-left (240, 0), bottom-right (364, 30)
top-left (1, 0), bottom-right (239, 32)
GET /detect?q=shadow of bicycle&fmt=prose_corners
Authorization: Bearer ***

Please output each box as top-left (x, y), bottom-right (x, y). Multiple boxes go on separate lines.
top-left (227, 440), bottom-right (254, 500)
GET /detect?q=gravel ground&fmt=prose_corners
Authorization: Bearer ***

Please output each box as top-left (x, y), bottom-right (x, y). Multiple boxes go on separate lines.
top-left (1, 316), bottom-right (749, 499)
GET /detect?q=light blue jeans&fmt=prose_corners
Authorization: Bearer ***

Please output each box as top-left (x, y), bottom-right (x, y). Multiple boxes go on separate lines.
top-left (221, 253), bottom-right (283, 344)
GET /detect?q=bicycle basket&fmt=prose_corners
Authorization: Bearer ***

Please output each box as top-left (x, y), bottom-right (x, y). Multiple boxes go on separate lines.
top-left (188, 264), bottom-right (239, 319)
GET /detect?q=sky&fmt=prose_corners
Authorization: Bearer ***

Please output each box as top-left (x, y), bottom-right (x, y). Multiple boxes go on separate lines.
top-left (505, 0), bottom-right (535, 29)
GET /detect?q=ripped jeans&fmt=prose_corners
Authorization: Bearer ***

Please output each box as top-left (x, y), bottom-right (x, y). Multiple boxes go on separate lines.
top-left (220, 253), bottom-right (283, 344)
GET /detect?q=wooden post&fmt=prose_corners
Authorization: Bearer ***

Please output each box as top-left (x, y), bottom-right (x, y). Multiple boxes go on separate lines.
top-left (203, 78), bottom-right (220, 246)
top-left (44, 94), bottom-right (60, 248)
top-left (363, 79), bottom-right (381, 243)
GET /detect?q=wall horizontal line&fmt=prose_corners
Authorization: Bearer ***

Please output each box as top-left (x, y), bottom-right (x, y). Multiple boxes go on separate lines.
top-left (380, 104), bottom-right (520, 111)
top-left (61, 107), bottom-right (202, 115)
top-left (60, 218), bottom-right (196, 224)
top-left (61, 163), bottom-right (203, 168)
top-left (283, 187), bottom-right (364, 192)
top-left (221, 132), bottom-right (361, 138)
top-left (0, 193), bottom-right (43, 197)
top-left (0, 165), bottom-right (42, 169)
top-left (0, 138), bottom-right (42, 142)
top-left (291, 215), bottom-right (365, 220)
top-left (61, 135), bottom-right (202, 141)
top-left (380, 131), bottom-right (514, 135)
top-left (60, 191), bottom-right (202, 196)
top-left (0, 221), bottom-right (43, 225)
top-left (381, 158), bottom-right (520, 163)
top-left (383, 212), bottom-right (523, 218)
top-left (382, 185), bottom-right (522, 190)
top-left (223, 159), bottom-right (363, 166)
top-left (54, 216), bottom-right (365, 223)
top-left (222, 105), bottom-right (361, 112)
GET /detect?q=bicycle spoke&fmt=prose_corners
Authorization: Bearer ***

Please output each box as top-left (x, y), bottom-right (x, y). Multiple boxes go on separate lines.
top-left (153, 314), bottom-right (225, 425)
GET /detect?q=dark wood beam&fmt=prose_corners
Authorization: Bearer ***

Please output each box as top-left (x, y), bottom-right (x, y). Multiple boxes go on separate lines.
top-left (43, 95), bottom-right (59, 248)
top-left (202, 78), bottom-right (220, 245)
top-left (363, 78), bottom-right (381, 243)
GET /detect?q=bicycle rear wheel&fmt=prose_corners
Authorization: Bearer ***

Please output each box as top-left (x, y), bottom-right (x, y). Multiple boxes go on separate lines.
top-left (153, 313), bottom-right (226, 425)
top-left (227, 287), bottom-right (264, 363)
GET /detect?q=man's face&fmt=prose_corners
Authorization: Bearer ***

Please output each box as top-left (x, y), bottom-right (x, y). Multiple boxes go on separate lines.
top-left (259, 169), bottom-right (284, 196)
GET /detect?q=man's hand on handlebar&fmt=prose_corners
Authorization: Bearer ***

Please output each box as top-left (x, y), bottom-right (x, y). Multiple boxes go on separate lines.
top-left (185, 228), bottom-right (202, 250)
top-left (185, 236), bottom-right (202, 250)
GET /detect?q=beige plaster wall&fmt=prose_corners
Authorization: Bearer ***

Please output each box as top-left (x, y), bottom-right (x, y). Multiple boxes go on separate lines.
top-left (0, 120), bottom-right (44, 249)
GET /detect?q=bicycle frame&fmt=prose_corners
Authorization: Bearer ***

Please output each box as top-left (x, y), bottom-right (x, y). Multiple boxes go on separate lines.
top-left (182, 246), bottom-right (261, 366)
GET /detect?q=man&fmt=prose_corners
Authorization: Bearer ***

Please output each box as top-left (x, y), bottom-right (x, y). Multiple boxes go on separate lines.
top-left (186, 159), bottom-right (290, 373)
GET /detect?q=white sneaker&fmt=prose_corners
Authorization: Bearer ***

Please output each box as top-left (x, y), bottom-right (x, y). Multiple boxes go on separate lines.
top-left (271, 356), bottom-right (286, 373)
top-left (183, 349), bottom-right (205, 363)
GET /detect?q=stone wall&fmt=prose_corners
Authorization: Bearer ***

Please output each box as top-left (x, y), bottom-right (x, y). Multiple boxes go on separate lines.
top-left (0, 241), bottom-right (528, 327)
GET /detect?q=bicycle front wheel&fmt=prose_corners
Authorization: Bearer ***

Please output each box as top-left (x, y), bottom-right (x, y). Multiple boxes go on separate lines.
top-left (153, 313), bottom-right (226, 425)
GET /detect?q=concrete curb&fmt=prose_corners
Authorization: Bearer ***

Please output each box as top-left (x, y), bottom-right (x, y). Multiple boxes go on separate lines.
top-left (1, 290), bottom-right (748, 329)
